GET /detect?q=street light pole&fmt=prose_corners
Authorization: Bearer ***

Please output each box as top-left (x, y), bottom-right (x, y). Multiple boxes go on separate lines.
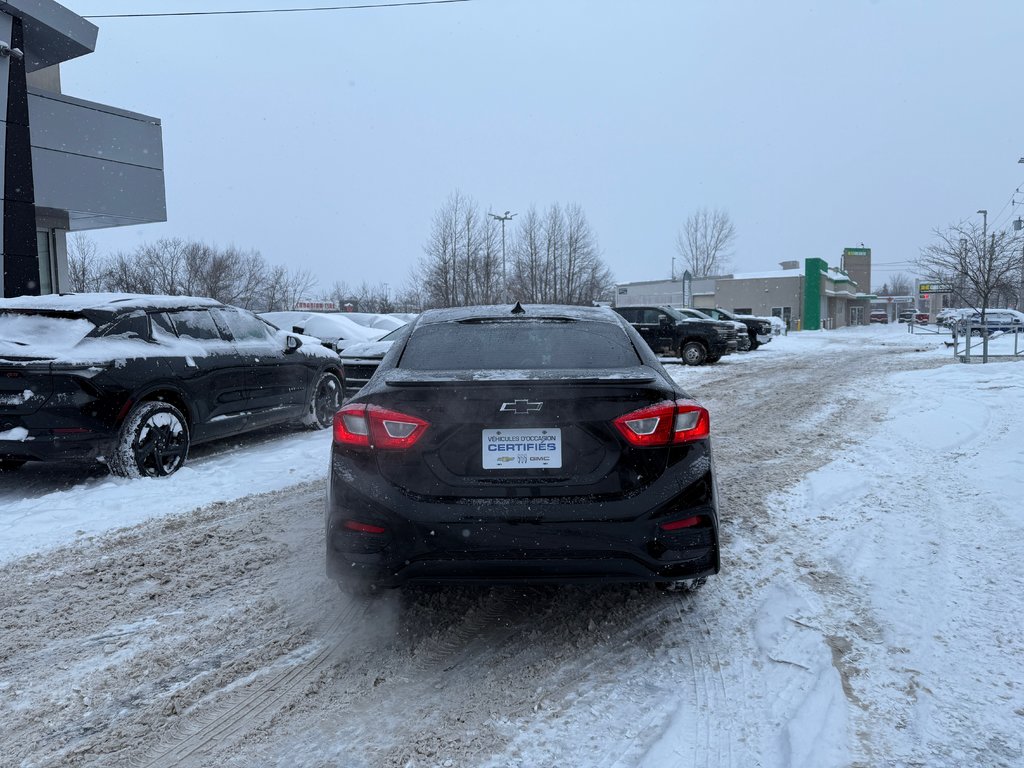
top-left (977, 209), bottom-right (989, 362)
top-left (489, 210), bottom-right (516, 301)
top-left (978, 208), bottom-right (988, 308)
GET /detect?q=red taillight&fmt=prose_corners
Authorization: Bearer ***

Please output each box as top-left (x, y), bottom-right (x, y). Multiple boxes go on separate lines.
top-left (333, 404), bottom-right (429, 450)
top-left (334, 404), bottom-right (371, 447)
top-left (342, 520), bottom-right (387, 534)
top-left (613, 399), bottom-right (710, 447)
top-left (660, 515), bottom-right (703, 531)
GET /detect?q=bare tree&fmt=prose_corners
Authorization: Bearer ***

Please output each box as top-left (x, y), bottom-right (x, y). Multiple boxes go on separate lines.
top-left (327, 280), bottom-right (352, 309)
top-left (417, 193), bottom-right (614, 308)
top-left (508, 206), bottom-right (544, 303)
top-left (508, 202), bottom-right (614, 304)
top-left (393, 284), bottom-right (424, 313)
top-left (418, 191), bottom-right (464, 307)
top-left (477, 216), bottom-right (503, 304)
top-left (233, 249), bottom-right (269, 310)
top-left (917, 220), bottom-right (1022, 318)
top-left (277, 267), bottom-right (318, 311)
top-left (675, 207), bottom-right (736, 277)
top-left (876, 273), bottom-right (912, 297)
top-left (66, 233), bottom-right (105, 292)
top-left (102, 251), bottom-right (150, 294)
top-left (888, 272), bottom-right (913, 296)
top-left (72, 236), bottom-right (315, 312)
top-left (417, 190), bottom-right (499, 308)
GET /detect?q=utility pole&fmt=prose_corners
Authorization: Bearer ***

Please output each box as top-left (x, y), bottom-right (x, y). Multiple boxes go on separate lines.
top-left (1015, 218), bottom-right (1024, 312)
top-left (489, 210), bottom-right (516, 301)
top-left (977, 209), bottom-right (988, 362)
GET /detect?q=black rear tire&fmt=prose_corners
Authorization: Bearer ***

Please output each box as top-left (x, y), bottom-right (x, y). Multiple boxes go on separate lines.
top-left (300, 370), bottom-right (342, 429)
top-left (108, 401), bottom-right (190, 478)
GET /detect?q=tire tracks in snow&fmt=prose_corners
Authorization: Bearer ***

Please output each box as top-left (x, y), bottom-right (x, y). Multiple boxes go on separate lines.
top-left (131, 594), bottom-right (371, 768)
top-left (2, 336), bottom-right (960, 768)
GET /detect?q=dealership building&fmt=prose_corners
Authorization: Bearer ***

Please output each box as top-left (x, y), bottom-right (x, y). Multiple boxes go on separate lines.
top-left (0, 0), bottom-right (165, 298)
top-left (615, 248), bottom-right (876, 330)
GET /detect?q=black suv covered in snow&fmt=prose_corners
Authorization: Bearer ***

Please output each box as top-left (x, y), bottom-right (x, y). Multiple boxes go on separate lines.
top-left (0, 293), bottom-right (344, 477)
top-left (326, 303), bottom-right (720, 592)
top-left (613, 305), bottom-right (736, 365)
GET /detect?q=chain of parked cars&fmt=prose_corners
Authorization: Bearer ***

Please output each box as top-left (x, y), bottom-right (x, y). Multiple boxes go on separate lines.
top-left (2, 294), bottom-right (722, 594)
top-left (610, 305), bottom-right (775, 365)
top-left (935, 307), bottom-right (1024, 335)
top-left (7, 291), bottom-right (1016, 595)
top-left (0, 295), bottom-right (771, 483)
top-left (0, 293), bottom-right (345, 477)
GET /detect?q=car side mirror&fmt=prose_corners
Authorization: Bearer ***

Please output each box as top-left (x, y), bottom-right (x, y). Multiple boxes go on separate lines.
top-left (659, 316), bottom-right (672, 327)
top-left (284, 334), bottom-right (303, 354)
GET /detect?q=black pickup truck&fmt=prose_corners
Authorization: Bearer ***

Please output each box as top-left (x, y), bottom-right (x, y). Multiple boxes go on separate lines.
top-left (704, 307), bottom-right (774, 350)
top-left (614, 305), bottom-right (737, 365)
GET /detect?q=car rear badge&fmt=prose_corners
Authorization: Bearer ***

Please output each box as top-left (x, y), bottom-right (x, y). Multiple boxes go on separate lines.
top-left (500, 399), bottom-right (543, 415)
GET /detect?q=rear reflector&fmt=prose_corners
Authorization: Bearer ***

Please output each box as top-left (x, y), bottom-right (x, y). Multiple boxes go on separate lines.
top-left (334, 404), bottom-right (429, 450)
top-left (660, 516), bottom-right (703, 531)
top-left (342, 520), bottom-right (387, 534)
top-left (613, 399), bottom-right (710, 447)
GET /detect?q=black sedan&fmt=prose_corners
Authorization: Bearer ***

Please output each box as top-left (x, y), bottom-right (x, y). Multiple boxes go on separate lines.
top-left (326, 303), bottom-right (720, 592)
top-left (0, 293), bottom-right (344, 477)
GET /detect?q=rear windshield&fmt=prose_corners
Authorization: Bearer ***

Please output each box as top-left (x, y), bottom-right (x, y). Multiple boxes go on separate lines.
top-left (0, 311), bottom-right (96, 354)
top-left (398, 319), bottom-right (641, 370)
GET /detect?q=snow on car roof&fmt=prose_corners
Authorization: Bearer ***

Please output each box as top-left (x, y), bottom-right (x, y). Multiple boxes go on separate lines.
top-left (340, 312), bottom-right (408, 331)
top-left (260, 311), bottom-right (385, 341)
top-left (0, 292), bottom-right (222, 312)
top-left (0, 314), bottom-right (97, 358)
top-left (418, 304), bottom-right (618, 325)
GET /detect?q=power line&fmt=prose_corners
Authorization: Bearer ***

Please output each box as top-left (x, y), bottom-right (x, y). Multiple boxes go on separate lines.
top-left (981, 171), bottom-right (1024, 233)
top-left (83, 0), bottom-right (472, 19)
top-left (988, 187), bottom-right (1018, 231)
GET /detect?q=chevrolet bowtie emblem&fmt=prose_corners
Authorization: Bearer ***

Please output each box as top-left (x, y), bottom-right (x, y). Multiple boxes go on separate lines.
top-left (500, 399), bottom-right (543, 415)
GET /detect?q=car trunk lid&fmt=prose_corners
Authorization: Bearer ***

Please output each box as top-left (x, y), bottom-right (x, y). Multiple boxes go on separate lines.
top-left (370, 368), bottom-right (674, 501)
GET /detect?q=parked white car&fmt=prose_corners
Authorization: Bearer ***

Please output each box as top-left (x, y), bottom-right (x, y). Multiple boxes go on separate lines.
top-left (259, 312), bottom-right (387, 351)
top-left (340, 312), bottom-right (409, 332)
top-left (937, 307), bottom-right (1024, 334)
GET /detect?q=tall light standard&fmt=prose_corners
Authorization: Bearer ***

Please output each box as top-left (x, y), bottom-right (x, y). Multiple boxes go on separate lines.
top-left (978, 208), bottom-right (989, 309)
top-left (1016, 157), bottom-right (1024, 310)
top-left (977, 209), bottom-right (989, 361)
top-left (489, 210), bottom-right (516, 299)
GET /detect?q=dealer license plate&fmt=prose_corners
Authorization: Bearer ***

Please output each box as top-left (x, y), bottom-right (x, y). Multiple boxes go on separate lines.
top-left (481, 428), bottom-right (562, 470)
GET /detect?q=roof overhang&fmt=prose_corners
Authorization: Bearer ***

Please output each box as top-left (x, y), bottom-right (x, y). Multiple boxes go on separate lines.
top-left (1, 0), bottom-right (98, 71)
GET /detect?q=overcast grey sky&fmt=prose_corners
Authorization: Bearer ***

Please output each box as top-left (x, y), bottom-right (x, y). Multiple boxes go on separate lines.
top-left (61, 0), bottom-right (1024, 295)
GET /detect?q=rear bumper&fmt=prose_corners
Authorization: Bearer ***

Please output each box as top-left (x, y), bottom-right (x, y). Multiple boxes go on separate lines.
top-left (326, 458), bottom-right (720, 588)
top-left (0, 428), bottom-right (114, 463)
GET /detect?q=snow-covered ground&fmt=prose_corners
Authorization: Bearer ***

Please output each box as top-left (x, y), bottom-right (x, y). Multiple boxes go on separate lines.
top-left (1, 324), bottom-right (1021, 767)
